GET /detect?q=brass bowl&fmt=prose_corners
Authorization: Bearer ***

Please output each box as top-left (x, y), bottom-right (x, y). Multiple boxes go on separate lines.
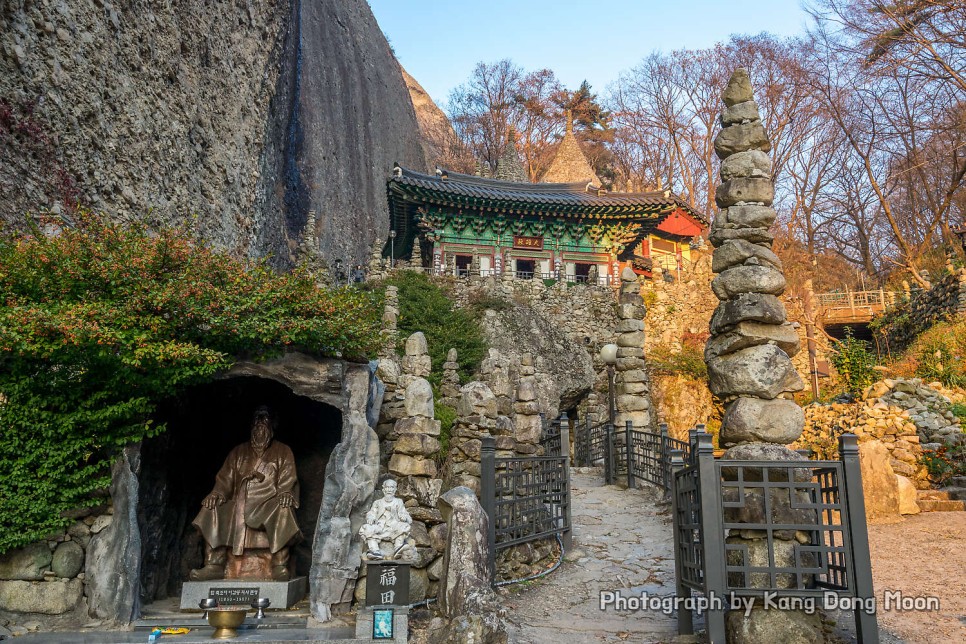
top-left (207, 607), bottom-right (247, 639)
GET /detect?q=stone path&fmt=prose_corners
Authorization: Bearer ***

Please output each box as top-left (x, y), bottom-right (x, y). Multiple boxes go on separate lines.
top-left (503, 470), bottom-right (683, 644)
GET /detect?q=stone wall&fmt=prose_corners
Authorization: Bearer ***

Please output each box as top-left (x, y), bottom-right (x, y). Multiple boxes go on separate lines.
top-left (796, 379), bottom-right (965, 482)
top-left (642, 251), bottom-right (717, 351)
top-left (0, 507), bottom-right (109, 633)
top-left (877, 269), bottom-right (966, 352)
top-left (445, 274), bottom-right (620, 422)
top-left (1, 0), bottom-right (426, 267)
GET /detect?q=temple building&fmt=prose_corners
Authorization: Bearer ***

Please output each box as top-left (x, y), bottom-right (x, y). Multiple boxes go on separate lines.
top-left (385, 121), bottom-right (706, 283)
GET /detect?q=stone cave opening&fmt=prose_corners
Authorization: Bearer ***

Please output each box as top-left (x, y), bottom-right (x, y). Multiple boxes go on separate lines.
top-left (136, 376), bottom-right (342, 604)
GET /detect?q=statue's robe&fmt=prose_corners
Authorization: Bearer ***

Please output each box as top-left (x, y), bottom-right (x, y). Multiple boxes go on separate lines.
top-left (359, 496), bottom-right (411, 542)
top-left (192, 440), bottom-right (301, 555)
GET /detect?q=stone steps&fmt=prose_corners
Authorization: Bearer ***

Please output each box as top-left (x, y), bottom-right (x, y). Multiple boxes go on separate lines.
top-left (916, 490), bottom-right (966, 511)
top-left (917, 499), bottom-right (966, 512)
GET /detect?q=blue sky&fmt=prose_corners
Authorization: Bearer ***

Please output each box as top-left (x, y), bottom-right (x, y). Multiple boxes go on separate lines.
top-left (367, 0), bottom-right (812, 107)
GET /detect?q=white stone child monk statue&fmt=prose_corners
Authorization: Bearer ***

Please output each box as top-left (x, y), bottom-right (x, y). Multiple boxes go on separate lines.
top-left (359, 478), bottom-right (412, 559)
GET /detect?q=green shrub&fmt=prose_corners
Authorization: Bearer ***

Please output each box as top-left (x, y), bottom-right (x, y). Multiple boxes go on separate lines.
top-left (0, 212), bottom-right (381, 553)
top-left (910, 320), bottom-right (966, 387)
top-left (433, 399), bottom-right (457, 463)
top-left (920, 445), bottom-right (966, 486)
top-left (829, 329), bottom-right (878, 395)
top-left (384, 270), bottom-right (486, 387)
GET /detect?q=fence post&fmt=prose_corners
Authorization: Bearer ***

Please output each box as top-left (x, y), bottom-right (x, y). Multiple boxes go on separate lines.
top-left (480, 436), bottom-right (497, 582)
top-left (695, 433), bottom-right (726, 643)
top-left (559, 416), bottom-right (572, 553)
top-left (625, 420), bottom-right (635, 489)
top-left (660, 423), bottom-right (670, 493)
top-left (605, 423), bottom-right (615, 485)
top-left (582, 415), bottom-right (592, 467)
top-left (840, 433), bottom-right (880, 644)
top-left (669, 448), bottom-right (692, 636)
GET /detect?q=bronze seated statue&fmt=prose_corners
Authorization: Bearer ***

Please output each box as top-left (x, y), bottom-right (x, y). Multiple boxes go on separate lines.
top-left (189, 405), bottom-right (302, 582)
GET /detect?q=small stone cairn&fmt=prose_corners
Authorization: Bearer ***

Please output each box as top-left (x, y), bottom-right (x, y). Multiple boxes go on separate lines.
top-left (400, 331), bottom-right (432, 381)
top-left (379, 285), bottom-right (400, 360)
top-left (411, 236), bottom-right (423, 269)
top-left (445, 382), bottom-right (500, 496)
top-left (615, 267), bottom-right (651, 428)
top-left (512, 354), bottom-right (543, 455)
top-left (706, 69), bottom-right (819, 642)
top-left (480, 348), bottom-right (515, 416)
top-left (440, 348), bottom-right (461, 407)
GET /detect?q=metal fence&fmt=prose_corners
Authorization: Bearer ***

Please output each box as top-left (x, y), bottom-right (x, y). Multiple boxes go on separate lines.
top-left (480, 417), bottom-right (572, 578)
top-left (671, 432), bottom-right (879, 643)
top-left (575, 420), bottom-right (689, 492)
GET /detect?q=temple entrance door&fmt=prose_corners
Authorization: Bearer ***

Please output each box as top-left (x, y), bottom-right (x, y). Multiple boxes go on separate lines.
top-left (455, 255), bottom-right (471, 277)
top-left (516, 259), bottom-right (535, 279)
top-left (574, 263), bottom-right (592, 283)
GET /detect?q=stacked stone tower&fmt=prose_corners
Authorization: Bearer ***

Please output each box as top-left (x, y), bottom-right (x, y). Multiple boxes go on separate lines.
top-left (615, 267), bottom-right (651, 428)
top-left (706, 68), bottom-right (804, 442)
top-left (706, 69), bottom-right (819, 641)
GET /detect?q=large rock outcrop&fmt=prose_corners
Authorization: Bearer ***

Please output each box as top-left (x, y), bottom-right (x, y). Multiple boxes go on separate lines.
top-left (1, 0), bottom-right (426, 267)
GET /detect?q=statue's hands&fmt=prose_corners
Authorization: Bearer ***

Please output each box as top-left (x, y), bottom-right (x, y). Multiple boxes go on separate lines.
top-left (202, 493), bottom-right (225, 509)
top-left (277, 492), bottom-right (296, 508)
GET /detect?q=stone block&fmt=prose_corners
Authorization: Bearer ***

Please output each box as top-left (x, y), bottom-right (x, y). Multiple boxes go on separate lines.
top-left (720, 444), bottom-right (809, 482)
top-left (393, 433), bottom-right (441, 457)
top-left (721, 68), bottom-right (753, 106)
top-left (710, 293), bottom-right (787, 335)
top-left (895, 475), bottom-right (920, 515)
top-left (397, 477), bottom-right (442, 508)
top-left (404, 379), bottom-right (435, 418)
top-left (429, 524), bottom-right (448, 554)
top-left (720, 397), bottom-right (805, 446)
top-left (721, 100), bottom-right (762, 126)
top-left (859, 440), bottom-right (900, 523)
top-left (715, 177), bottom-right (774, 207)
top-left (0, 543), bottom-right (52, 581)
top-left (514, 415), bottom-right (543, 444)
top-left (0, 579), bottom-right (83, 614)
top-left (405, 332), bottom-right (428, 356)
top-left (725, 535), bottom-right (814, 589)
top-left (709, 225), bottom-right (774, 248)
top-left (615, 319), bottom-right (645, 333)
top-left (389, 454), bottom-right (438, 478)
top-left (723, 204), bottom-right (777, 229)
top-left (51, 541), bottom-right (84, 579)
top-left (711, 238), bottom-right (782, 273)
top-left (616, 395), bottom-right (649, 412)
top-left (712, 265), bottom-right (785, 300)
top-left (707, 344), bottom-right (804, 400)
top-left (457, 382), bottom-right (498, 419)
top-left (617, 331), bottom-right (646, 347)
top-left (705, 322), bottom-right (800, 361)
top-left (392, 416), bottom-right (441, 438)
top-left (714, 122), bottom-right (771, 158)
top-left (180, 576), bottom-right (307, 610)
top-left (618, 304), bottom-right (643, 319)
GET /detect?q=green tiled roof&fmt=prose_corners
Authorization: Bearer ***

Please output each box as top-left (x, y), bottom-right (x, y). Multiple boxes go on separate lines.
top-left (388, 167), bottom-right (704, 221)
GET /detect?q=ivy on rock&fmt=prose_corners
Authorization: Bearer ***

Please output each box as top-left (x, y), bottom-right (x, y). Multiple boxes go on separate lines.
top-left (0, 212), bottom-right (381, 553)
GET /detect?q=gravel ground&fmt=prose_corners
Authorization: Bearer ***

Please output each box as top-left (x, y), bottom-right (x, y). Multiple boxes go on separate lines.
top-left (864, 512), bottom-right (966, 643)
top-left (504, 470), bottom-right (964, 643)
top-left (503, 471), bottom-right (683, 644)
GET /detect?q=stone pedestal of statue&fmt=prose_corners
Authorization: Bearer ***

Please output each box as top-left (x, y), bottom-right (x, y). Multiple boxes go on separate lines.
top-left (179, 576), bottom-right (307, 610)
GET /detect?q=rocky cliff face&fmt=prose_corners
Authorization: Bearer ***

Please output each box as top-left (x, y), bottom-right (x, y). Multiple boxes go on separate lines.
top-left (0, 0), bottom-right (426, 266)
